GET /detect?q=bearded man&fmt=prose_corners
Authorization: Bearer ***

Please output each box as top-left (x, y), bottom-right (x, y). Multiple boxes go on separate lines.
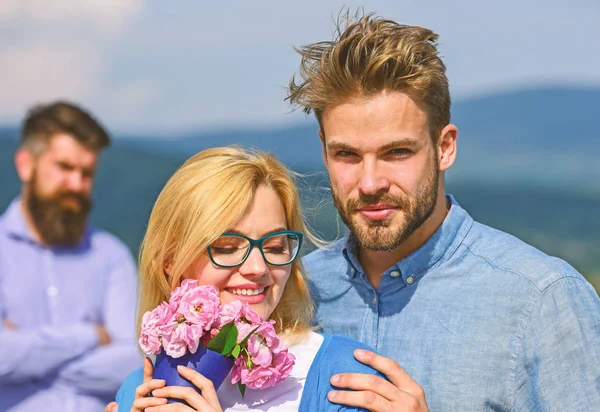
top-left (290, 13), bottom-right (600, 412)
top-left (0, 101), bottom-right (141, 412)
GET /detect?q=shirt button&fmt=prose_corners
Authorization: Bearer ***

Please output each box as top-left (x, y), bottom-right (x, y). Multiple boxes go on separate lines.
top-left (406, 275), bottom-right (415, 285)
top-left (390, 270), bottom-right (400, 278)
top-left (372, 296), bottom-right (377, 305)
top-left (47, 285), bottom-right (58, 297)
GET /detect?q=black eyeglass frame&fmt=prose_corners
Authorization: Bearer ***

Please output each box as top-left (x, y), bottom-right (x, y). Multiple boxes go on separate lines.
top-left (207, 230), bottom-right (303, 268)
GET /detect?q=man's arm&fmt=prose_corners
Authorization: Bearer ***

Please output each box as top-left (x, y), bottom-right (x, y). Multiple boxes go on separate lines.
top-left (516, 276), bottom-right (600, 411)
top-left (0, 264), bottom-right (101, 383)
top-left (55, 248), bottom-right (142, 395)
top-left (0, 318), bottom-right (100, 383)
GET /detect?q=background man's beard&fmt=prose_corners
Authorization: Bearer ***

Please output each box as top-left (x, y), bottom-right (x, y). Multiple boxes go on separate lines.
top-left (332, 165), bottom-right (439, 252)
top-left (26, 180), bottom-right (92, 246)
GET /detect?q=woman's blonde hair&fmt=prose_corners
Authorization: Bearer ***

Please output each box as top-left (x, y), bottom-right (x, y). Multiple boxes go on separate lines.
top-left (137, 146), bottom-right (313, 338)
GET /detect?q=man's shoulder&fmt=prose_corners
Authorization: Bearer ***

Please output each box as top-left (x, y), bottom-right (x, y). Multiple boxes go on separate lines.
top-left (87, 226), bottom-right (132, 257)
top-left (463, 220), bottom-right (583, 291)
top-left (302, 238), bottom-right (346, 270)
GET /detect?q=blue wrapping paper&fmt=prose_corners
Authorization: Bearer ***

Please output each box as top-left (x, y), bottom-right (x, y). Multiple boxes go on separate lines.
top-left (153, 346), bottom-right (235, 404)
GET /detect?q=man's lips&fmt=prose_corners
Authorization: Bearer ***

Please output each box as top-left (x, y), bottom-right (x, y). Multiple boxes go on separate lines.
top-left (356, 204), bottom-right (399, 220)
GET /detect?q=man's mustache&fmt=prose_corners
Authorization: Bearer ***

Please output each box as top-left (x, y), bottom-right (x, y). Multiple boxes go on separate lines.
top-left (346, 193), bottom-right (411, 211)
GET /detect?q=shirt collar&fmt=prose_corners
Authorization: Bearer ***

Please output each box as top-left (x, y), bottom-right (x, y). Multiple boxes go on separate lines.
top-left (2, 196), bottom-right (92, 249)
top-left (341, 194), bottom-right (473, 281)
top-left (2, 197), bottom-right (37, 243)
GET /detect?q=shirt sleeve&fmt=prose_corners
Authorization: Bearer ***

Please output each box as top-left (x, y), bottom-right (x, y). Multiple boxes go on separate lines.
top-left (55, 247), bottom-right (143, 396)
top-left (0, 318), bottom-right (98, 382)
top-left (514, 276), bottom-right (600, 411)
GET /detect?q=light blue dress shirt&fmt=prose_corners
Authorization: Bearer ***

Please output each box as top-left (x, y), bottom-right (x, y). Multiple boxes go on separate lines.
top-left (303, 195), bottom-right (600, 411)
top-left (0, 198), bottom-right (142, 412)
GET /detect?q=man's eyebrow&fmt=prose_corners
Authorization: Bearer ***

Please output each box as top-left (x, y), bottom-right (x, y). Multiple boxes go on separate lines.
top-left (379, 138), bottom-right (423, 152)
top-left (326, 141), bottom-right (359, 152)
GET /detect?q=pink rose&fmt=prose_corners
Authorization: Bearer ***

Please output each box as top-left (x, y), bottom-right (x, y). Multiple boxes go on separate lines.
top-left (139, 328), bottom-right (161, 354)
top-left (240, 303), bottom-right (263, 325)
top-left (240, 364), bottom-right (281, 390)
top-left (218, 301), bottom-right (243, 327)
top-left (254, 321), bottom-right (282, 353)
top-left (178, 285), bottom-right (221, 330)
top-left (247, 334), bottom-right (272, 367)
top-left (235, 321), bottom-right (258, 343)
top-left (169, 279), bottom-right (199, 306)
top-left (272, 349), bottom-right (295, 380)
top-left (161, 322), bottom-right (200, 358)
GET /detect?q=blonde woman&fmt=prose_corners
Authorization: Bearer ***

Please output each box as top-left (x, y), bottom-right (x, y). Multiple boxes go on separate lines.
top-left (112, 146), bottom-right (383, 412)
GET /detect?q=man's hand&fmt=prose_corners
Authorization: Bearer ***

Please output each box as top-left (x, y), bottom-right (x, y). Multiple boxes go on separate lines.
top-left (94, 324), bottom-right (111, 346)
top-left (3, 319), bottom-right (17, 330)
top-left (327, 349), bottom-right (429, 412)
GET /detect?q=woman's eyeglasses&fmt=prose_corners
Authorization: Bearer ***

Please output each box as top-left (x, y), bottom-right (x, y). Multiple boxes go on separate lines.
top-left (207, 230), bottom-right (303, 268)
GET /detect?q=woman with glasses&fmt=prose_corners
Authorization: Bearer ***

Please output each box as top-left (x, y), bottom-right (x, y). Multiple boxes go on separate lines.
top-left (112, 146), bottom-right (383, 412)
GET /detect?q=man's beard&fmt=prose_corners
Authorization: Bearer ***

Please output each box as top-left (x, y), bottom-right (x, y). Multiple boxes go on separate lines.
top-left (26, 175), bottom-right (92, 247)
top-left (332, 160), bottom-right (439, 252)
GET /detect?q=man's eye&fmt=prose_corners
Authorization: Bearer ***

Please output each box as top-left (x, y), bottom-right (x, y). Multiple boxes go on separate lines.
top-left (387, 148), bottom-right (412, 156)
top-left (335, 150), bottom-right (357, 158)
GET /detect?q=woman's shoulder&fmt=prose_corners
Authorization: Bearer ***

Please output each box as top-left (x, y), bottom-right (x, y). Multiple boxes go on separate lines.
top-left (315, 333), bottom-right (382, 375)
top-left (115, 367), bottom-right (144, 412)
top-left (298, 334), bottom-right (383, 411)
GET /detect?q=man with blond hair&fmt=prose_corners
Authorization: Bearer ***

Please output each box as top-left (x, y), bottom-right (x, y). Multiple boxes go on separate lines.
top-left (288, 13), bottom-right (600, 412)
top-left (0, 101), bottom-right (141, 411)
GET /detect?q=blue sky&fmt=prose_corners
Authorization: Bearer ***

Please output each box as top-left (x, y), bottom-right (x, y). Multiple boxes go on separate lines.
top-left (1, 0), bottom-right (599, 134)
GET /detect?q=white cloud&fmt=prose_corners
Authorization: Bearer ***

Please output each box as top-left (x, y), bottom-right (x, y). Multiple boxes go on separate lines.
top-left (0, 47), bottom-right (100, 120)
top-left (0, 0), bottom-right (142, 32)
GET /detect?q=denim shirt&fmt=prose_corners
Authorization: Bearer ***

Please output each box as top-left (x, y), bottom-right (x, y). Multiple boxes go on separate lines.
top-left (303, 195), bottom-right (600, 412)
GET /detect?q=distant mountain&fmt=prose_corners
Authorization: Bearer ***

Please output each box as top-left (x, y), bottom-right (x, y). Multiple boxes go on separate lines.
top-left (1, 86), bottom-right (599, 280)
top-left (116, 86), bottom-right (600, 194)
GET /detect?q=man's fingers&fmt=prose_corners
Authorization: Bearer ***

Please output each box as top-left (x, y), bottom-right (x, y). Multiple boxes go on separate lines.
top-left (331, 372), bottom-right (399, 401)
top-left (328, 389), bottom-right (390, 411)
top-left (354, 350), bottom-right (421, 393)
top-left (3, 319), bottom-right (17, 330)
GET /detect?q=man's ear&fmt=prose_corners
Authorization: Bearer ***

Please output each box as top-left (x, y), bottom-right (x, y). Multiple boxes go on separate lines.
top-left (14, 149), bottom-right (35, 183)
top-left (437, 124), bottom-right (458, 172)
top-left (318, 129), bottom-right (328, 168)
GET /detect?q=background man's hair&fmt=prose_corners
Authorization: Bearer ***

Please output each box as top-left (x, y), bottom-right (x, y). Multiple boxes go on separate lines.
top-left (287, 11), bottom-right (451, 141)
top-left (20, 101), bottom-right (110, 155)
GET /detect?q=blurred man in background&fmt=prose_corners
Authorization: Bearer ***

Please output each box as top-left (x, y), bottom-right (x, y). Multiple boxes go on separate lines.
top-left (0, 101), bottom-right (141, 411)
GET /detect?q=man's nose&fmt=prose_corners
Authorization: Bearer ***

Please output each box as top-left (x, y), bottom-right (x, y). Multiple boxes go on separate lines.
top-left (65, 171), bottom-right (86, 192)
top-left (238, 246), bottom-right (268, 277)
top-left (358, 158), bottom-right (390, 196)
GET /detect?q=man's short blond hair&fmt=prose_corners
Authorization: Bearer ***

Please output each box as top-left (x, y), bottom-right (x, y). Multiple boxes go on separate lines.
top-left (287, 13), bottom-right (451, 141)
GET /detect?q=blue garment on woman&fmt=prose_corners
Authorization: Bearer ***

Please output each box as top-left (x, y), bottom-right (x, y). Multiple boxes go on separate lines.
top-left (116, 334), bottom-right (384, 411)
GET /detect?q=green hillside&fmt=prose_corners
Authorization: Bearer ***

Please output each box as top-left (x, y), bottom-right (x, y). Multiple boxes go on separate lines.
top-left (1, 135), bottom-right (598, 291)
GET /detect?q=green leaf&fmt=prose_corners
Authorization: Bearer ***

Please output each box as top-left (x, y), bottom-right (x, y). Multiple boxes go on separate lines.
top-left (232, 344), bottom-right (241, 359)
top-left (207, 322), bottom-right (238, 355)
top-left (237, 382), bottom-right (246, 398)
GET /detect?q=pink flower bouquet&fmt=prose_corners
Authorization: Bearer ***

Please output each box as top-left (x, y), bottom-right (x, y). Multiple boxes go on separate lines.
top-left (139, 279), bottom-right (295, 397)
